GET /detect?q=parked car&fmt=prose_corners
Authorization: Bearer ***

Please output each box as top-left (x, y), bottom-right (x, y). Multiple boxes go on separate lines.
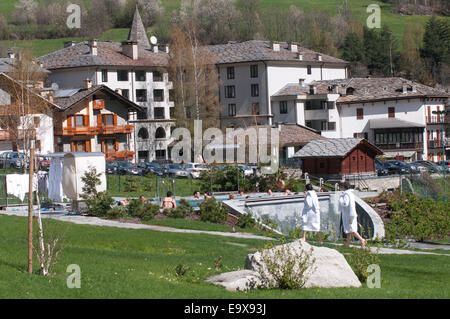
top-left (386, 160), bottom-right (413, 174)
top-left (115, 161), bottom-right (144, 176)
top-left (375, 160), bottom-right (389, 176)
top-left (106, 161), bottom-right (118, 174)
top-left (164, 163), bottom-right (189, 178)
top-left (238, 165), bottom-right (254, 177)
top-left (183, 162), bottom-right (209, 178)
top-left (137, 162), bottom-right (165, 176)
top-left (413, 160), bottom-right (441, 174)
top-left (408, 162), bottom-right (428, 174)
top-left (38, 156), bottom-right (51, 171)
top-left (0, 152), bottom-right (27, 169)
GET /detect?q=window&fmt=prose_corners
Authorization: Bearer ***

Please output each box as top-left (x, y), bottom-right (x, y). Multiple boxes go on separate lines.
top-left (33, 117), bottom-right (40, 128)
top-left (153, 89), bottom-right (164, 102)
top-left (75, 115), bottom-right (85, 127)
top-left (135, 70), bottom-right (146, 82)
top-left (307, 65), bottom-right (312, 75)
top-left (74, 140), bottom-right (86, 152)
top-left (155, 150), bottom-right (166, 159)
top-left (321, 121), bottom-right (336, 131)
top-left (153, 71), bottom-right (163, 82)
top-left (252, 103), bottom-right (260, 115)
top-left (154, 107), bottom-right (165, 119)
top-left (327, 102), bottom-right (335, 109)
top-left (117, 70), bottom-right (128, 81)
top-left (103, 139), bottom-right (116, 153)
top-left (305, 101), bottom-right (312, 110)
top-left (280, 101), bottom-right (288, 114)
top-left (251, 84), bottom-right (259, 97)
top-left (122, 89), bottom-right (129, 99)
top-left (224, 85), bottom-right (235, 98)
top-left (250, 65), bottom-right (258, 78)
top-left (155, 127), bottom-right (166, 139)
top-left (169, 89), bottom-right (174, 102)
top-left (388, 107), bottom-right (395, 118)
top-left (228, 104), bottom-right (236, 117)
top-left (357, 108), bottom-right (364, 120)
top-left (103, 114), bottom-right (114, 126)
top-left (227, 67), bottom-right (235, 79)
top-left (138, 128), bottom-right (149, 139)
top-left (136, 89), bottom-right (147, 102)
top-left (101, 69), bottom-right (108, 82)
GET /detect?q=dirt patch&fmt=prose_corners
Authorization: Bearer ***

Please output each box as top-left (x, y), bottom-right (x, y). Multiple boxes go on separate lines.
top-left (154, 213), bottom-right (168, 220)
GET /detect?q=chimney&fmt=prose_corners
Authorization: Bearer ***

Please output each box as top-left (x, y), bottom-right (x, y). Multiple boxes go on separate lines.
top-left (165, 45), bottom-right (169, 53)
top-left (153, 45), bottom-right (159, 53)
top-left (411, 84), bottom-right (417, 93)
top-left (84, 78), bottom-right (92, 89)
top-left (402, 83), bottom-right (408, 93)
top-left (272, 42), bottom-right (280, 52)
top-left (296, 53), bottom-right (303, 61)
top-left (115, 88), bottom-right (122, 96)
top-left (7, 50), bottom-right (15, 59)
top-left (332, 84), bottom-right (339, 94)
top-left (309, 84), bottom-right (317, 95)
top-left (88, 39), bottom-right (98, 56)
top-left (64, 41), bottom-right (76, 48)
top-left (122, 40), bottom-right (138, 60)
top-left (298, 78), bottom-right (305, 87)
top-left (288, 42), bottom-right (298, 53)
top-left (316, 53), bottom-right (322, 61)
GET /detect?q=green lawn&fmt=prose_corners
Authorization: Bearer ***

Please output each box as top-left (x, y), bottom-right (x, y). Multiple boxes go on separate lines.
top-left (0, 214), bottom-right (448, 298)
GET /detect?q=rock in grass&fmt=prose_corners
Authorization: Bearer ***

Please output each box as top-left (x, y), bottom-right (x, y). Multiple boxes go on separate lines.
top-left (207, 240), bottom-right (361, 291)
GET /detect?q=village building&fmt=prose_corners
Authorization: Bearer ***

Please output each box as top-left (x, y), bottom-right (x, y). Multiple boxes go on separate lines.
top-left (37, 7), bottom-right (175, 163)
top-left (209, 41), bottom-right (348, 130)
top-left (272, 77), bottom-right (449, 162)
top-left (294, 138), bottom-right (383, 178)
top-left (52, 80), bottom-right (144, 161)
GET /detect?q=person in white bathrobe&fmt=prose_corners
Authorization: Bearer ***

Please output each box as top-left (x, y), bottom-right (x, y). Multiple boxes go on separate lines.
top-left (339, 182), bottom-right (366, 247)
top-left (301, 184), bottom-right (323, 244)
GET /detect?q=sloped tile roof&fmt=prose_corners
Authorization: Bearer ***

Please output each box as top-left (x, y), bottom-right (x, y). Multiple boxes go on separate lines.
top-left (128, 6), bottom-right (151, 48)
top-left (294, 138), bottom-right (382, 158)
top-left (277, 123), bottom-right (325, 146)
top-left (209, 40), bottom-right (348, 65)
top-left (37, 41), bottom-right (169, 70)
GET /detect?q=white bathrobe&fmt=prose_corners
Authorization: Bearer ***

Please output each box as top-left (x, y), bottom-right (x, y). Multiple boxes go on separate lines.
top-left (301, 190), bottom-right (321, 232)
top-left (339, 189), bottom-right (358, 234)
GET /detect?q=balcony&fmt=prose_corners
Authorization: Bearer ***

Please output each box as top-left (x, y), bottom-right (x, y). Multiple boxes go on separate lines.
top-left (428, 139), bottom-right (444, 149)
top-left (426, 116), bottom-right (445, 125)
top-left (93, 100), bottom-right (105, 110)
top-left (56, 125), bottom-right (134, 136)
top-left (375, 142), bottom-right (424, 151)
top-left (105, 150), bottom-right (134, 161)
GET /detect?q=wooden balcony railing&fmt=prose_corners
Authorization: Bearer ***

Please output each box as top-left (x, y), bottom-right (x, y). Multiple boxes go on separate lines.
top-left (428, 139), bottom-right (444, 149)
top-left (105, 151), bottom-right (135, 161)
top-left (56, 125), bottom-right (134, 136)
top-left (375, 142), bottom-right (424, 150)
top-left (93, 100), bottom-right (105, 110)
top-left (426, 116), bottom-right (445, 124)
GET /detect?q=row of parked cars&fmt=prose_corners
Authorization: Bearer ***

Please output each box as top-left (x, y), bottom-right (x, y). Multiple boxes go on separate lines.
top-left (375, 159), bottom-right (449, 176)
top-left (0, 151), bottom-right (51, 170)
top-left (105, 161), bottom-right (257, 179)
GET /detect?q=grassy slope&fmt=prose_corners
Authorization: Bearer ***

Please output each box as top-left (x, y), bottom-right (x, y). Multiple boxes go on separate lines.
top-left (0, 215), bottom-right (449, 298)
top-left (1, 0), bottom-right (448, 57)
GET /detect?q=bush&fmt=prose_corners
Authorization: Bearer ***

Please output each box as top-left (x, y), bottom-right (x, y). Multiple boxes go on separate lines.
top-left (106, 206), bottom-right (128, 220)
top-left (85, 192), bottom-right (115, 217)
top-left (385, 192), bottom-right (450, 243)
top-left (346, 245), bottom-right (380, 283)
top-left (126, 199), bottom-right (159, 221)
top-left (259, 240), bottom-right (316, 289)
top-left (165, 199), bottom-right (193, 219)
top-left (237, 211), bottom-right (257, 229)
top-left (198, 198), bottom-right (228, 224)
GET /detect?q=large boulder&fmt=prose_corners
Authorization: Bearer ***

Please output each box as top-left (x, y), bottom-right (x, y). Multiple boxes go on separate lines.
top-left (207, 240), bottom-right (361, 291)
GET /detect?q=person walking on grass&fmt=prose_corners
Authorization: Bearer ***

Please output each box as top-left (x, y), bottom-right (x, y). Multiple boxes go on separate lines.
top-left (300, 183), bottom-right (323, 244)
top-left (339, 182), bottom-right (366, 248)
top-left (160, 191), bottom-right (177, 209)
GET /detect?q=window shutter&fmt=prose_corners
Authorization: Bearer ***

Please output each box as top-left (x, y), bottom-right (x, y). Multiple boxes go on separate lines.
top-left (67, 116), bottom-right (72, 128)
top-left (70, 141), bottom-right (75, 152)
top-left (101, 140), bottom-right (105, 153)
top-left (84, 115), bottom-right (89, 126)
top-left (97, 114), bottom-right (102, 126)
top-left (85, 140), bottom-right (91, 152)
top-left (113, 114), bottom-right (118, 125)
top-left (114, 141), bottom-right (119, 151)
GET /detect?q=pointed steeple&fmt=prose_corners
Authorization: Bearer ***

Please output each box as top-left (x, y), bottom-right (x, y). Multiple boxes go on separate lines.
top-left (127, 5), bottom-right (151, 48)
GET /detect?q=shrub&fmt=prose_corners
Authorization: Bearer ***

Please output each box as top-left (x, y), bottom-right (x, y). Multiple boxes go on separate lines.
top-left (237, 211), bottom-right (257, 229)
top-left (127, 199), bottom-right (159, 221)
top-left (258, 240), bottom-right (316, 289)
top-left (106, 206), bottom-right (128, 220)
top-left (85, 192), bottom-right (115, 217)
top-left (346, 245), bottom-right (380, 283)
top-left (198, 198), bottom-right (228, 224)
top-left (385, 192), bottom-right (450, 243)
